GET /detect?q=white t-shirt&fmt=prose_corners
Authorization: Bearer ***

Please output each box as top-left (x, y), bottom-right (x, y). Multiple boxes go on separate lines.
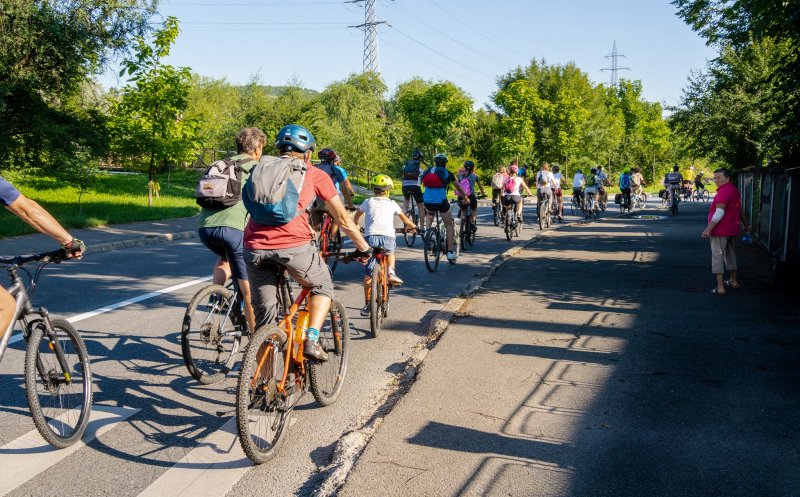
top-left (552, 173), bottom-right (563, 189)
top-left (573, 174), bottom-right (585, 188)
top-left (504, 176), bottom-right (524, 196)
top-left (535, 170), bottom-right (555, 188)
top-left (359, 197), bottom-right (402, 237)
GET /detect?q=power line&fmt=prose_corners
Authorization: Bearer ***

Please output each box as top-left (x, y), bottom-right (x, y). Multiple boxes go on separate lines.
top-left (388, 25), bottom-right (496, 79)
top-left (601, 40), bottom-right (630, 89)
top-left (380, 37), bottom-right (487, 87)
top-left (168, 1), bottom-right (343, 5)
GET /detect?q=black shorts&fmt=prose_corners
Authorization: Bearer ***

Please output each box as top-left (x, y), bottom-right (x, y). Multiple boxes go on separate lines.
top-left (198, 226), bottom-right (248, 281)
top-left (424, 200), bottom-right (451, 213)
top-left (402, 185), bottom-right (423, 203)
top-left (502, 195), bottom-right (522, 206)
top-left (491, 188), bottom-right (502, 202)
top-left (458, 194), bottom-right (478, 211)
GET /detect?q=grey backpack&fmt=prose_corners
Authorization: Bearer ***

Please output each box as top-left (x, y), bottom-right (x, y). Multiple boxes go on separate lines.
top-left (242, 155), bottom-right (308, 226)
top-left (195, 159), bottom-right (243, 210)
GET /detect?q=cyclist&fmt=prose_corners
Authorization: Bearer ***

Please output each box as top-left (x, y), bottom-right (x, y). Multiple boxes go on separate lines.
top-left (457, 160), bottom-right (486, 231)
top-left (197, 127), bottom-right (262, 333)
top-left (353, 175), bottom-right (417, 316)
top-left (584, 167), bottom-right (600, 209)
top-left (534, 162), bottom-right (556, 219)
top-left (243, 124), bottom-right (371, 361)
top-left (663, 165), bottom-right (683, 206)
top-left (551, 164), bottom-right (564, 221)
top-left (618, 168), bottom-right (633, 210)
top-left (421, 154), bottom-right (467, 263)
top-left (596, 165), bottom-right (609, 208)
top-left (502, 164), bottom-right (533, 223)
top-left (1, 177), bottom-right (85, 340)
top-left (694, 171), bottom-right (707, 195)
top-left (572, 168), bottom-right (586, 209)
top-left (491, 165), bottom-right (509, 211)
top-left (333, 154), bottom-right (357, 203)
top-left (401, 150), bottom-right (426, 228)
top-left (631, 167), bottom-right (645, 198)
top-left (312, 147), bottom-right (355, 242)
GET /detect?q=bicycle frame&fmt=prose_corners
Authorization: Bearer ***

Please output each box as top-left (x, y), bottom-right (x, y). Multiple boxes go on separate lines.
top-left (368, 249), bottom-right (389, 305)
top-left (273, 282), bottom-right (311, 396)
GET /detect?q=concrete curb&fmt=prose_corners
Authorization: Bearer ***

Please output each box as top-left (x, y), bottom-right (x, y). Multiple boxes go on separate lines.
top-left (83, 230), bottom-right (198, 255)
top-left (310, 212), bottom-right (609, 497)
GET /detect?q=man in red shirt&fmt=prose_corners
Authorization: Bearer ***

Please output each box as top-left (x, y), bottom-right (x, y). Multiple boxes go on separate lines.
top-left (701, 168), bottom-right (750, 295)
top-left (244, 124), bottom-right (370, 360)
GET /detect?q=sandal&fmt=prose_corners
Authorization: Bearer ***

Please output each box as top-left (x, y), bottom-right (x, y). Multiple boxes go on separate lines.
top-left (724, 280), bottom-right (741, 290)
top-left (711, 288), bottom-right (727, 295)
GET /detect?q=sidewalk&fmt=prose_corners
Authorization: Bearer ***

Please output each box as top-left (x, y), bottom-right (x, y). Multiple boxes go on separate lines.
top-left (338, 204), bottom-right (800, 497)
top-left (0, 215), bottom-right (199, 256)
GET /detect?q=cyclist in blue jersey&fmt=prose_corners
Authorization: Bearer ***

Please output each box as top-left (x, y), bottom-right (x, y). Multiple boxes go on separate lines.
top-left (421, 154), bottom-right (467, 262)
top-left (311, 148), bottom-right (355, 240)
top-left (1, 177), bottom-right (85, 341)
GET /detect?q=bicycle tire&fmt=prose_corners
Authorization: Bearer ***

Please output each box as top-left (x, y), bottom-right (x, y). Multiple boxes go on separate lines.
top-left (326, 229), bottom-right (343, 274)
top-left (25, 318), bottom-right (92, 448)
top-left (448, 221), bottom-right (459, 264)
top-left (369, 263), bottom-right (382, 338)
top-left (404, 209), bottom-right (418, 247)
top-left (458, 216), bottom-right (467, 252)
top-left (703, 190), bottom-right (710, 202)
top-left (467, 217), bottom-right (476, 246)
top-left (309, 297), bottom-right (350, 406)
top-left (182, 284), bottom-right (243, 385)
top-left (236, 326), bottom-right (290, 464)
top-left (492, 204), bottom-right (501, 226)
top-left (423, 228), bottom-right (440, 272)
top-left (504, 211), bottom-right (513, 241)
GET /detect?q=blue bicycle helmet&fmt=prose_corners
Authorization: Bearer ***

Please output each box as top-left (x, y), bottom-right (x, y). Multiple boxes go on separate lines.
top-left (275, 124), bottom-right (316, 153)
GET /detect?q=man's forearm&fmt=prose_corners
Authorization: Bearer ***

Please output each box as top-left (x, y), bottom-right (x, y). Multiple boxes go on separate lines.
top-left (7, 196), bottom-right (71, 244)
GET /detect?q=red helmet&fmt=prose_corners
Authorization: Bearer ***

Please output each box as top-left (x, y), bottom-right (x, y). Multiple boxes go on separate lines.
top-left (318, 148), bottom-right (336, 163)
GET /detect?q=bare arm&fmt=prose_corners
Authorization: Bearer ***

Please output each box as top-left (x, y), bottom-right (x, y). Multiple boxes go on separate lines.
top-left (397, 212), bottom-right (416, 229)
top-left (6, 194), bottom-right (72, 245)
top-left (341, 182), bottom-right (355, 209)
top-left (353, 210), bottom-right (364, 224)
top-left (325, 195), bottom-right (369, 251)
top-left (343, 178), bottom-right (356, 197)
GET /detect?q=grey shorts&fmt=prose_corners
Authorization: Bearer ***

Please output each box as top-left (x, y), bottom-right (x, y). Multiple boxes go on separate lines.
top-left (710, 236), bottom-right (737, 274)
top-left (245, 243), bottom-right (335, 328)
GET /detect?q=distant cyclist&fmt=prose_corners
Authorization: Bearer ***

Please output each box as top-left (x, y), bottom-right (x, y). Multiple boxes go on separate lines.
top-left (502, 164), bottom-right (533, 222)
top-left (631, 167), bottom-right (645, 197)
top-left (572, 168), bottom-right (586, 209)
top-left (534, 162), bottom-right (556, 218)
top-left (400, 150), bottom-right (426, 228)
top-left (1, 177), bottom-right (85, 340)
top-left (421, 154), bottom-right (467, 263)
top-left (353, 175), bottom-right (417, 315)
top-left (491, 165), bottom-right (509, 210)
top-left (552, 164), bottom-right (565, 221)
top-left (596, 165), bottom-right (609, 207)
top-left (694, 171), bottom-right (707, 194)
top-left (584, 167), bottom-right (600, 207)
top-left (618, 168), bottom-right (633, 210)
top-left (456, 160), bottom-right (485, 231)
top-left (312, 147), bottom-right (355, 241)
top-left (663, 165), bottom-right (683, 204)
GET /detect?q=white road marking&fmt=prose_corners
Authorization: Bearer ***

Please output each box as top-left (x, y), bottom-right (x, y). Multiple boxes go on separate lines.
top-left (136, 417), bottom-right (251, 497)
top-left (8, 277), bottom-right (211, 345)
top-left (0, 405), bottom-right (140, 496)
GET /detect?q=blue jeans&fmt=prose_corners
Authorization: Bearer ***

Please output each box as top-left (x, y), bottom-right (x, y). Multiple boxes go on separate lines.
top-left (364, 235), bottom-right (396, 276)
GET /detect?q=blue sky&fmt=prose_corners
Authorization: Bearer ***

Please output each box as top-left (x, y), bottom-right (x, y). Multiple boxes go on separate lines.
top-left (100, 0), bottom-right (717, 109)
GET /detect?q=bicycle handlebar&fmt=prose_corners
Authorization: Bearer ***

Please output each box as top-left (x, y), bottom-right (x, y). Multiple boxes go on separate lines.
top-left (0, 249), bottom-right (66, 266)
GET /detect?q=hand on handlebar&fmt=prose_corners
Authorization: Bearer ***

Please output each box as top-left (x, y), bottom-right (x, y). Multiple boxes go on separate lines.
top-left (60, 238), bottom-right (86, 259)
top-left (344, 247), bottom-right (373, 263)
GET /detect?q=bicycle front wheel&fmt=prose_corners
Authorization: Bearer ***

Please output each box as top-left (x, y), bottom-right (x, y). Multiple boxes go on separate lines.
top-left (25, 318), bottom-right (92, 448)
top-left (182, 284), bottom-right (243, 385)
top-left (423, 228), bottom-right (440, 272)
top-left (369, 263), bottom-right (383, 338)
top-left (236, 326), bottom-right (290, 464)
top-left (309, 297), bottom-right (351, 406)
top-left (326, 230), bottom-right (343, 274)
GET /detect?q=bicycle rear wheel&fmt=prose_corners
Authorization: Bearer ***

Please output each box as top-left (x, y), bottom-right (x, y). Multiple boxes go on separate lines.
top-left (182, 284), bottom-right (243, 385)
top-left (702, 190), bottom-right (710, 202)
top-left (309, 297), bottom-right (350, 406)
top-left (458, 216), bottom-right (468, 251)
top-left (423, 228), bottom-right (440, 272)
top-left (467, 217), bottom-right (476, 246)
top-left (25, 318), bottom-right (92, 448)
top-left (236, 326), bottom-right (290, 464)
top-left (326, 229), bottom-right (343, 273)
top-left (537, 203), bottom-right (545, 230)
top-left (368, 263), bottom-right (383, 338)
top-left (492, 204), bottom-right (501, 226)
top-left (504, 211), bottom-right (513, 241)
top-left (404, 209), bottom-right (418, 247)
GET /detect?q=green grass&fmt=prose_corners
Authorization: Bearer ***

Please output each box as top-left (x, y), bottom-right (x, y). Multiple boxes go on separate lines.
top-left (0, 170), bottom-right (201, 239)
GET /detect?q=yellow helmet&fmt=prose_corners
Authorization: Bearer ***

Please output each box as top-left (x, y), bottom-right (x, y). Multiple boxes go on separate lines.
top-left (371, 174), bottom-right (394, 191)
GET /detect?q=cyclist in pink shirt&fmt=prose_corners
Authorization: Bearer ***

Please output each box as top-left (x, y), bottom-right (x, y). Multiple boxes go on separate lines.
top-left (701, 168), bottom-right (750, 295)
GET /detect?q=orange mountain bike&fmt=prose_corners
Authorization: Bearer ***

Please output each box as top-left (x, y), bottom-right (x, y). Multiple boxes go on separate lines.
top-left (235, 261), bottom-right (350, 464)
top-left (363, 228), bottom-right (413, 338)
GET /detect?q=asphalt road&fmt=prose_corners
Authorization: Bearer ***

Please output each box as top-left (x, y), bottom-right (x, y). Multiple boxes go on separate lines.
top-left (1, 201), bottom-right (596, 497)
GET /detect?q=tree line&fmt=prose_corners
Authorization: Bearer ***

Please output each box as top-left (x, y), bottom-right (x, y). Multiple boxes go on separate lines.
top-left (3, 1), bottom-right (794, 206)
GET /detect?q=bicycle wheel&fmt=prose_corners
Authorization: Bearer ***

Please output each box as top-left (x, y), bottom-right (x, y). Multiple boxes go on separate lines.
top-left (448, 222), bottom-right (459, 264)
top-left (515, 213), bottom-right (522, 237)
top-left (467, 217), bottom-right (476, 246)
top-left (182, 284), bottom-right (243, 385)
top-left (504, 211), bottom-right (513, 241)
top-left (492, 204), bottom-right (501, 226)
top-left (369, 263), bottom-right (383, 337)
top-left (423, 228), bottom-right (440, 272)
top-left (236, 326), bottom-right (290, 464)
top-left (404, 206), bottom-right (418, 247)
top-left (671, 197), bottom-right (678, 216)
top-left (25, 318), bottom-right (92, 448)
top-left (309, 297), bottom-right (350, 406)
top-left (702, 190), bottom-right (710, 202)
top-left (326, 229), bottom-right (343, 274)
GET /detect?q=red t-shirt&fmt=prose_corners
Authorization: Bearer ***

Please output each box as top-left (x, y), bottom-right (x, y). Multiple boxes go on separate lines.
top-left (244, 165), bottom-right (339, 249)
top-left (708, 182), bottom-right (741, 237)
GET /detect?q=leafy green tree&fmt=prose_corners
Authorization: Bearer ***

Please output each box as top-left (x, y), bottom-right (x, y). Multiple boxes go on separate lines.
top-left (108, 16), bottom-right (199, 206)
top-left (0, 0), bottom-right (157, 172)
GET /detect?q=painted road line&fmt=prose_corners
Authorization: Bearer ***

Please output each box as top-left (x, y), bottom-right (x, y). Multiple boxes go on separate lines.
top-left (8, 276), bottom-right (211, 345)
top-left (0, 405), bottom-right (140, 496)
top-left (136, 417), bottom-right (251, 497)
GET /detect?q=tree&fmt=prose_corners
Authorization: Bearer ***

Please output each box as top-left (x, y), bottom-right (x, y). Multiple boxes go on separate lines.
top-left (108, 16), bottom-right (199, 206)
top-left (0, 0), bottom-right (157, 171)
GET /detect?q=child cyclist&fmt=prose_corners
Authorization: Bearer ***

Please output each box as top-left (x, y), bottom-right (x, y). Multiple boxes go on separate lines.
top-left (353, 174), bottom-right (417, 317)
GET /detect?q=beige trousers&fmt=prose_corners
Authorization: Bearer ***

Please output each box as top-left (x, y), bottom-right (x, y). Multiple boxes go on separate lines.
top-left (710, 236), bottom-right (737, 274)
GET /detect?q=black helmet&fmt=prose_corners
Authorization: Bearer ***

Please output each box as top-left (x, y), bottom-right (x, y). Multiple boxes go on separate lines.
top-left (552, 165), bottom-right (560, 172)
top-left (673, 165), bottom-right (680, 172)
top-left (318, 148), bottom-right (336, 162)
top-left (434, 154), bottom-right (448, 166)
top-left (412, 149), bottom-right (424, 161)
top-left (275, 124), bottom-right (316, 153)
top-left (590, 167), bottom-right (597, 174)
top-left (464, 160), bottom-right (474, 172)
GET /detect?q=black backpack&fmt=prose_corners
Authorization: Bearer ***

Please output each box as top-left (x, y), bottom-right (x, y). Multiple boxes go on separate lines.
top-left (195, 159), bottom-right (247, 210)
top-left (403, 160), bottom-right (421, 180)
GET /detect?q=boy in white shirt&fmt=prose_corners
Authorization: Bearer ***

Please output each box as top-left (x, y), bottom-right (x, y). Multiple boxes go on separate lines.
top-left (353, 174), bottom-right (417, 316)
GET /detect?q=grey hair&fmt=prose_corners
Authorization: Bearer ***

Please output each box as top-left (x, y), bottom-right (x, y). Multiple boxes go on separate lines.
top-left (713, 167), bottom-right (731, 179)
top-left (236, 127), bottom-right (267, 154)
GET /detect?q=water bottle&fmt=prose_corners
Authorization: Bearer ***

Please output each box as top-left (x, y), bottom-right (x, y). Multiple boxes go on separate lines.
top-left (742, 233), bottom-right (752, 245)
top-left (294, 310), bottom-right (310, 360)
